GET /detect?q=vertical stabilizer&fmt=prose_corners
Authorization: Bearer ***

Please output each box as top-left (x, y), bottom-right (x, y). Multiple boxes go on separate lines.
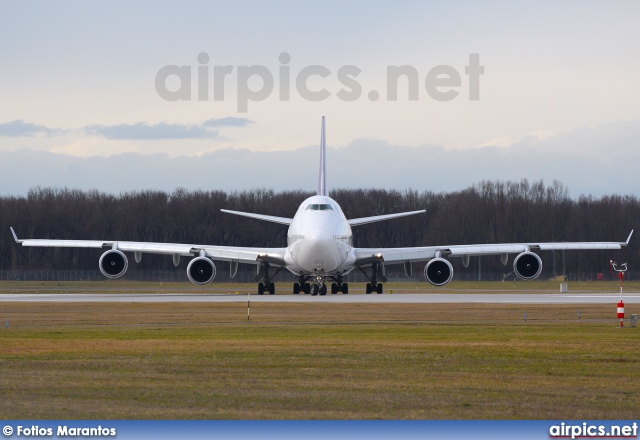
top-left (317, 116), bottom-right (327, 196)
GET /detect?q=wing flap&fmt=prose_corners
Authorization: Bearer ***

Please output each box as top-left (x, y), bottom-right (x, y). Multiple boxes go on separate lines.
top-left (20, 239), bottom-right (107, 249)
top-left (355, 247), bottom-right (437, 263)
top-left (536, 243), bottom-right (622, 251)
top-left (202, 247), bottom-right (286, 265)
top-left (117, 242), bottom-right (196, 255)
top-left (447, 244), bottom-right (528, 256)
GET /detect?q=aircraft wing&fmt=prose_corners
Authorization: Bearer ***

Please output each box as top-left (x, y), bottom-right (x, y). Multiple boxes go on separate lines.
top-left (10, 227), bottom-right (287, 266)
top-left (355, 230), bottom-right (633, 265)
top-left (348, 210), bottom-right (425, 226)
top-left (220, 209), bottom-right (293, 225)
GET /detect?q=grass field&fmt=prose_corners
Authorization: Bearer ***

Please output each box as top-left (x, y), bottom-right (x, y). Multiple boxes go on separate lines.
top-left (1, 297), bottom-right (638, 420)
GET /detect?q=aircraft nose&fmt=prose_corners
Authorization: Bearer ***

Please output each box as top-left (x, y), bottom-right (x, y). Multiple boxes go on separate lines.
top-left (292, 227), bottom-right (342, 272)
top-left (307, 228), bottom-right (331, 251)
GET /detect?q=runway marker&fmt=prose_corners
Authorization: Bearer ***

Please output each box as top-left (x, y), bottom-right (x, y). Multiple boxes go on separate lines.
top-left (612, 262), bottom-right (627, 327)
top-left (618, 300), bottom-right (625, 327)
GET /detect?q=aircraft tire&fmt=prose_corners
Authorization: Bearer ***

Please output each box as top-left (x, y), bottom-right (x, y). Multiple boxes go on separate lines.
top-left (376, 283), bottom-right (383, 294)
top-left (311, 284), bottom-right (319, 296)
top-left (258, 282), bottom-right (264, 295)
top-left (342, 283), bottom-right (348, 294)
top-left (365, 283), bottom-right (372, 294)
top-left (331, 283), bottom-right (338, 294)
top-left (269, 283), bottom-right (275, 295)
top-left (293, 283), bottom-right (300, 294)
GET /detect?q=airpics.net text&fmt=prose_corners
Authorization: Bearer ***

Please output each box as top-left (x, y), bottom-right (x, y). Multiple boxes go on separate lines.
top-left (155, 52), bottom-right (484, 112)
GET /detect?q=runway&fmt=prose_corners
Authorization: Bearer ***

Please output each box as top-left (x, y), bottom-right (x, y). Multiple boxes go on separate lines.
top-left (1, 293), bottom-right (639, 304)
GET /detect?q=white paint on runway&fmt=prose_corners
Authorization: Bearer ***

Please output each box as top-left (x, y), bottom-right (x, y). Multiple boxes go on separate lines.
top-left (1, 293), bottom-right (639, 304)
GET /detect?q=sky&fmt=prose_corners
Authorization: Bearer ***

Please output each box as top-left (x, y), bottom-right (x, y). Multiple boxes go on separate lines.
top-left (1, 1), bottom-right (639, 196)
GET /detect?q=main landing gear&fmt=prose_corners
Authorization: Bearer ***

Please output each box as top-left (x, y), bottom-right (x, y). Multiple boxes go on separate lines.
top-left (294, 273), bottom-right (349, 296)
top-left (258, 282), bottom-right (274, 295)
top-left (256, 262), bottom-right (283, 295)
top-left (330, 275), bottom-right (349, 294)
top-left (358, 263), bottom-right (386, 294)
top-left (293, 275), bottom-right (311, 295)
top-left (292, 281), bottom-right (349, 295)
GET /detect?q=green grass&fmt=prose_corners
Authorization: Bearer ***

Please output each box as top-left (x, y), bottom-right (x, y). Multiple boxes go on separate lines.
top-left (0, 302), bottom-right (638, 419)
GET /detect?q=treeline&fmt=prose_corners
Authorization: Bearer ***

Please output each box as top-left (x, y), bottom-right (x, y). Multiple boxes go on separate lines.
top-left (0, 180), bottom-right (637, 280)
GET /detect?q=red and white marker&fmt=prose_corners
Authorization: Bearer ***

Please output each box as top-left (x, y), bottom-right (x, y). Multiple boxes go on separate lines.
top-left (618, 300), bottom-right (625, 327)
top-left (609, 262), bottom-right (627, 327)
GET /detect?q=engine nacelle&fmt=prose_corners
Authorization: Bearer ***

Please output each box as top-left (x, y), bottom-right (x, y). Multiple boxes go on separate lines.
top-left (187, 257), bottom-right (216, 285)
top-left (424, 258), bottom-right (454, 286)
top-left (513, 251), bottom-right (543, 280)
top-left (99, 249), bottom-right (128, 278)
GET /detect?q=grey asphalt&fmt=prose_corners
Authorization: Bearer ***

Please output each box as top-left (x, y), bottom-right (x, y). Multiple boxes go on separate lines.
top-left (0, 293), bottom-right (638, 304)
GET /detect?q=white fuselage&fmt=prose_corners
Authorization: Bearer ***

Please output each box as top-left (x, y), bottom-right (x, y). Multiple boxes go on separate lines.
top-left (284, 195), bottom-right (356, 276)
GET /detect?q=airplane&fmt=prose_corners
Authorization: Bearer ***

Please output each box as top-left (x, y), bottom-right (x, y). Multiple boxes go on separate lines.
top-left (10, 117), bottom-right (634, 296)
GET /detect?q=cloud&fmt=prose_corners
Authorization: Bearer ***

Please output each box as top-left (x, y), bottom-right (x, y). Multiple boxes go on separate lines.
top-left (477, 130), bottom-right (555, 149)
top-left (0, 119), bottom-right (243, 140)
top-left (75, 117), bottom-right (254, 140)
top-left (476, 136), bottom-right (515, 148)
top-left (0, 120), bottom-right (59, 137)
top-left (84, 122), bottom-right (219, 140)
top-left (49, 138), bottom-right (142, 157)
top-left (1, 120), bottom-right (639, 198)
top-left (201, 117), bottom-right (255, 128)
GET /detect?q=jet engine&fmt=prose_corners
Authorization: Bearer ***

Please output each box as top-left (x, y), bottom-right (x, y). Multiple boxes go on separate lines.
top-left (424, 258), bottom-right (454, 286)
top-left (513, 251), bottom-right (542, 280)
top-left (99, 249), bottom-right (128, 278)
top-left (187, 256), bottom-right (216, 285)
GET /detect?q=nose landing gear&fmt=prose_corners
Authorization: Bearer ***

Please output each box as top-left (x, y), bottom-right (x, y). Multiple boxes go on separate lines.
top-left (310, 270), bottom-right (328, 296)
top-left (310, 283), bottom-right (327, 296)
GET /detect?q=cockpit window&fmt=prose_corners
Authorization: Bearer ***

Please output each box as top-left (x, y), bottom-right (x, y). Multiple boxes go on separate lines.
top-left (305, 204), bottom-right (333, 211)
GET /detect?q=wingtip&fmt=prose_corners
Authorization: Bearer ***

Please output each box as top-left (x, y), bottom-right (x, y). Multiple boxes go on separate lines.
top-left (10, 227), bottom-right (21, 243)
top-left (625, 229), bottom-right (634, 245)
